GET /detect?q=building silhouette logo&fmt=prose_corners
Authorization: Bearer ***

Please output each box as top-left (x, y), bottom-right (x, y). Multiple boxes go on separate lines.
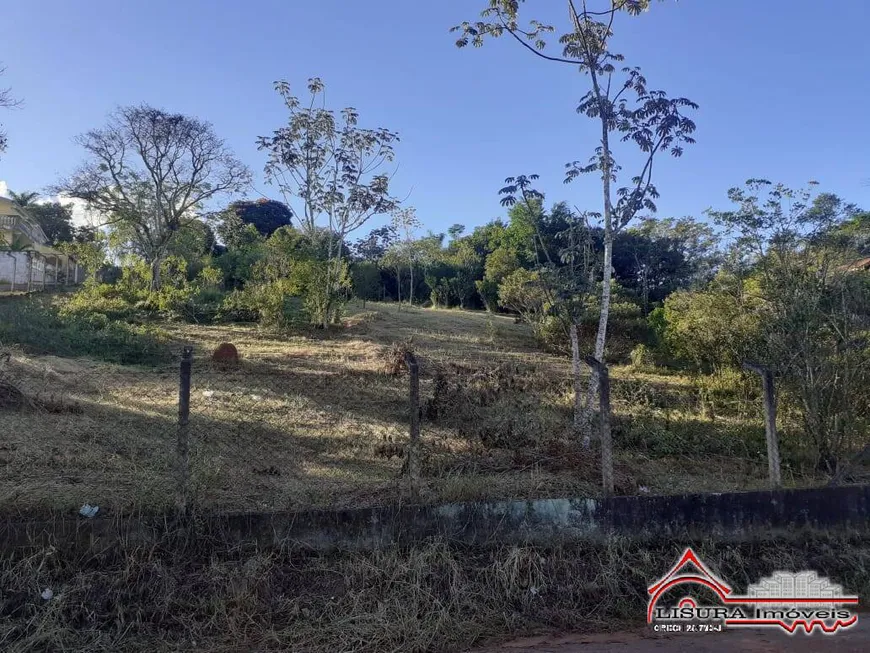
top-left (647, 548), bottom-right (859, 635)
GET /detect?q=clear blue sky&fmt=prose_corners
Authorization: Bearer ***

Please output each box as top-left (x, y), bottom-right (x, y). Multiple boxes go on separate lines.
top-left (1, 0), bottom-right (868, 234)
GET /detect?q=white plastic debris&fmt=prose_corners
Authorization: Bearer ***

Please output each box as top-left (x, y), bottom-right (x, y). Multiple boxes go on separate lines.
top-left (202, 390), bottom-right (216, 398)
top-left (638, 486), bottom-right (650, 494)
top-left (41, 588), bottom-right (54, 601)
top-left (79, 504), bottom-right (99, 518)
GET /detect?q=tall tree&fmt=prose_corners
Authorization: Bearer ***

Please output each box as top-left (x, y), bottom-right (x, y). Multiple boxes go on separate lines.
top-left (392, 207), bottom-right (423, 304)
top-left (354, 225), bottom-right (397, 261)
top-left (447, 223), bottom-right (466, 240)
top-left (26, 201), bottom-right (76, 244)
top-left (709, 180), bottom-right (870, 471)
top-left (258, 78), bottom-right (400, 327)
top-left (221, 199), bottom-right (294, 238)
top-left (454, 0), bottom-right (698, 435)
top-left (55, 105), bottom-right (250, 290)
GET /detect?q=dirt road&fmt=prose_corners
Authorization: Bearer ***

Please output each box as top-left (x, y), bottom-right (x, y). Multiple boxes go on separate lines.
top-left (470, 620), bottom-right (868, 652)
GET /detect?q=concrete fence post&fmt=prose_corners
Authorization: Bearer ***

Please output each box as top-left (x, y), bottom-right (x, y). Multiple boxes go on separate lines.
top-left (743, 362), bottom-right (782, 488)
top-left (585, 356), bottom-right (614, 496)
top-left (177, 346), bottom-right (194, 513)
top-left (404, 351), bottom-right (421, 492)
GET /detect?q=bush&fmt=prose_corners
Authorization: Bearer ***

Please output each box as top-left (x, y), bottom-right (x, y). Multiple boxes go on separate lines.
top-left (692, 368), bottom-right (760, 420)
top-left (60, 287), bottom-right (138, 322)
top-left (218, 290), bottom-right (260, 323)
top-left (224, 281), bottom-right (308, 329)
top-left (630, 343), bottom-right (654, 369)
top-left (475, 279), bottom-right (499, 312)
top-left (0, 295), bottom-right (170, 366)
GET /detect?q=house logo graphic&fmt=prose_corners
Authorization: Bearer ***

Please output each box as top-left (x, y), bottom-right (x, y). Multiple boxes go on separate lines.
top-left (647, 548), bottom-right (859, 635)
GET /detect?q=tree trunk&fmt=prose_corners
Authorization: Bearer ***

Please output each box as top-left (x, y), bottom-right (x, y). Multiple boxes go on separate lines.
top-left (409, 263), bottom-right (414, 305)
top-left (581, 108), bottom-right (615, 443)
top-left (150, 257), bottom-right (162, 292)
top-left (570, 323), bottom-right (585, 444)
top-left (396, 267), bottom-right (402, 304)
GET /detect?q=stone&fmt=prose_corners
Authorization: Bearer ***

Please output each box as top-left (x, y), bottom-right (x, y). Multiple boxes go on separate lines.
top-left (212, 342), bottom-right (239, 364)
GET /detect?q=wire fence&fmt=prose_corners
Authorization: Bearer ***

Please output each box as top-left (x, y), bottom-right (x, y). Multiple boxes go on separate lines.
top-left (1, 328), bottom-right (798, 516)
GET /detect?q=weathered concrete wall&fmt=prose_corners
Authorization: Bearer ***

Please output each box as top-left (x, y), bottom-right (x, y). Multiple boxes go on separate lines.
top-left (2, 485), bottom-right (869, 552)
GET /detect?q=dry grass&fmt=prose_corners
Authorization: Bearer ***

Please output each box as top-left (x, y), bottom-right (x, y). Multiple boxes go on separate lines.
top-left (0, 301), bottom-right (813, 514)
top-left (1, 529), bottom-right (868, 652)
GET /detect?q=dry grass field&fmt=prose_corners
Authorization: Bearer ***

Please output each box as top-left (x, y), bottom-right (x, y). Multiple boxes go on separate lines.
top-left (0, 299), bottom-right (798, 515)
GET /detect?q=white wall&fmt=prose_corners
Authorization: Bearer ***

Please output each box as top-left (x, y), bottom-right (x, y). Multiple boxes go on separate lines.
top-left (0, 253), bottom-right (83, 291)
top-left (0, 252), bottom-right (36, 290)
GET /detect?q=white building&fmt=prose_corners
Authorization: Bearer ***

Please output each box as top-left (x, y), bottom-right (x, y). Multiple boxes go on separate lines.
top-left (0, 191), bottom-right (85, 292)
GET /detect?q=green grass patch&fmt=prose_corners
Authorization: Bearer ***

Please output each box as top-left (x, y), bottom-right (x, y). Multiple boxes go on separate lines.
top-left (0, 294), bottom-right (172, 366)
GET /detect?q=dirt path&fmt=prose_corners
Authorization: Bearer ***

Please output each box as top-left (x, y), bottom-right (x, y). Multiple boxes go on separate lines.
top-left (470, 620), bottom-right (868, 652)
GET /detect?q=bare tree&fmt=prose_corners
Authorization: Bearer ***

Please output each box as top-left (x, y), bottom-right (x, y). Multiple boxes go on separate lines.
top-left (453, 0), bottom-right (697, 436)
top-left (0, 65), bottom-right (22, 159)
top-left (258, 78), bottom-right (400, 327)
top-left (56, 105), bottom-right (250, 290)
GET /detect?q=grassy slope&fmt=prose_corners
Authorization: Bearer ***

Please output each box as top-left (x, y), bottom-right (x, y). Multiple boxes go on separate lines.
top-left (0, 300), bottom-right (800, 514)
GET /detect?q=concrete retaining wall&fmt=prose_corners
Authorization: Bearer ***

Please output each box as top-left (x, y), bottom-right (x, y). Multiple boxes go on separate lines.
top-left (3, 485), bottom-right (869, 552)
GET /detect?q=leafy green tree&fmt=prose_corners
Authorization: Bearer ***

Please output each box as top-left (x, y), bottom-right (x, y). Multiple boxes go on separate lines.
top-left (258, 78), bottom-right (400, 327)
top-left (351, 261), bottom-right (382, 307)
top-left (56, 105), bottom-right (250, 291)
top-left (709, 180), bottom-right (870, 471)
top-left (170, 219), bottom-right (216, 257)
top-left (662, 274), bottom-right (763, 372)
top-left (27, 201), bottom-right (75, 244)
top-left (613, 217), bottom-right (720, 313)
top-left (354, 225), bottom-right (397, 261)
top-left (498, 268), bottom-right (546, 322)
top-left (477, 245), bottom-right (520, 311)
top-left (220, 199), bottom-right (293, 238)
top-left (57, 231), bottom-right (108, 284)
top-left (455, 1), bottom-right (698, 441)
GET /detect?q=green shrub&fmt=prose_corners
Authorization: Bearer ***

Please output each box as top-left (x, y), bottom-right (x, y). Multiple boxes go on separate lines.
top-left (693, 368), bottom-right (761, 420)
top-left (60, 289), bottom-right (137, 322)
top-left (0, 295), bottom-right (170, 366)
top-left (475, 278), bottom-right (499, 312)
top-left (218, 290), bottom-right (260, 323)
top-left (630, 343), bottom-right (654, 369)
top-left (223, 281), bottom-right (308, 329)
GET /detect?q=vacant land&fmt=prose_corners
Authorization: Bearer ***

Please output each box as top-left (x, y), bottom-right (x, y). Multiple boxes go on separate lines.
top-left (0, 296), bottom-right (815, 514)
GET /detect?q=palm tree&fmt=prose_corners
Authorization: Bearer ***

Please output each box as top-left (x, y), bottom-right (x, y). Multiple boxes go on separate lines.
top-left (8, 190), bottom-right (39, 207)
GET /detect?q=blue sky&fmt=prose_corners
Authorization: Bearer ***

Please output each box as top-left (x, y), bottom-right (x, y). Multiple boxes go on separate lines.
top-left (1, 0), bottom-right (868, 235)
